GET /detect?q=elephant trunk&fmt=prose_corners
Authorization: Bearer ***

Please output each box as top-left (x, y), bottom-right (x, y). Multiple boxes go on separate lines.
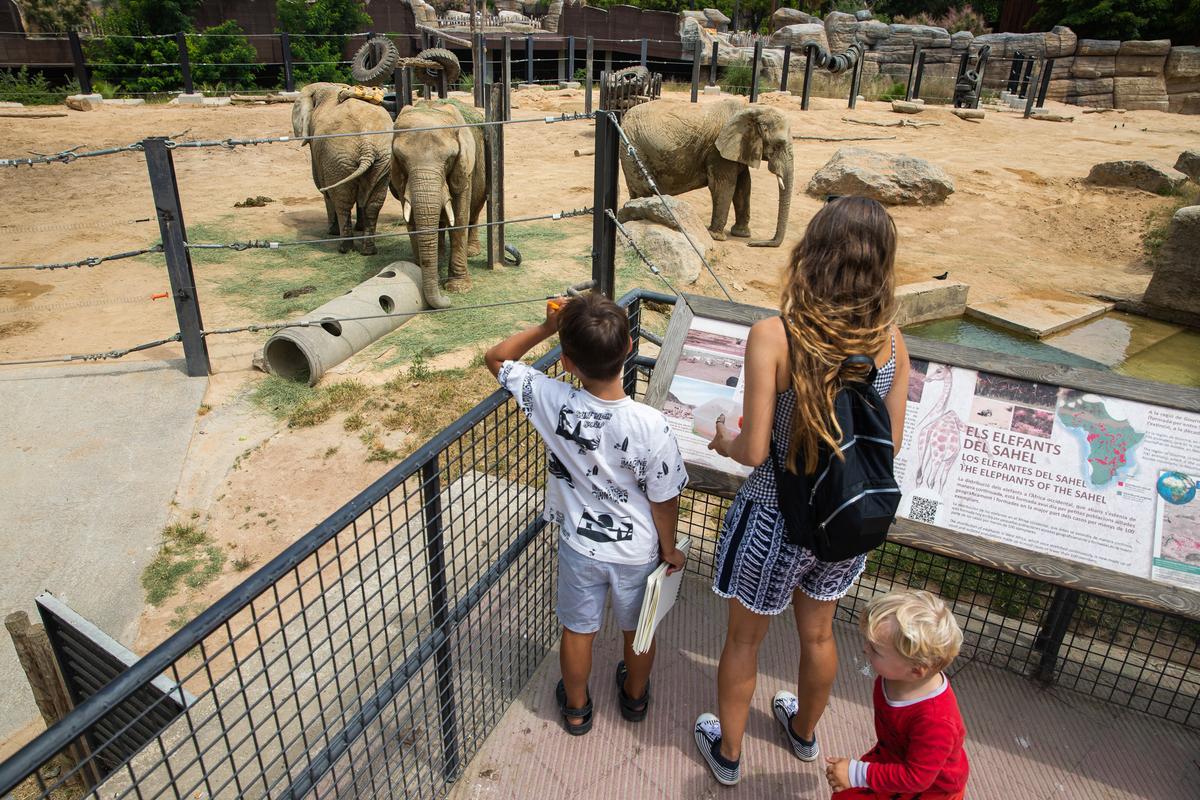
top-left (750, 148), bottom-right (793, 249)
top-left (410, 171), bottom-right (450, 309)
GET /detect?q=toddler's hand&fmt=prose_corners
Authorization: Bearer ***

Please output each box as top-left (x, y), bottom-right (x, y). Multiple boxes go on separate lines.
top-left (825, 757), bottom-right (851, 793)
top-left (661, 546), bottom-right (685, 575)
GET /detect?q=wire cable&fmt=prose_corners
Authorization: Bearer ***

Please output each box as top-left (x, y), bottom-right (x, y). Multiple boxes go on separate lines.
top-left (0, 245), bottom-right (162, 272)
top-left (1, 142), bottom-right (145, 168)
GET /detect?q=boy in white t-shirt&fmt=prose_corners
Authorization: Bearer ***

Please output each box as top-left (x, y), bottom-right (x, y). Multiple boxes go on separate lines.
top-left (486, 292), bottom-right (688, 736)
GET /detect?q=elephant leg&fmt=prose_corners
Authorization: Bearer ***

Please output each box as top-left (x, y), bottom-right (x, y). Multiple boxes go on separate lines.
top-left (323, 193), bottom-right (339, 236)
top-left (707, 162), bottom-right (736, 241)
top-left (447, 193), bottom-right (472, 292)
top-left (337, 205), bottom-right (355, 254)
top-left (357, 173), bottom-right (389, 256)
top-left (730, 166), bottom-right (752, 238)
top-left (466, 186), bottom-right (485, 258)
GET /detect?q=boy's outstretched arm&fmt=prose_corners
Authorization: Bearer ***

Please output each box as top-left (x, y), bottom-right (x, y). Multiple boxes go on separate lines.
top-left (484, 299), bottom-right (565, 378)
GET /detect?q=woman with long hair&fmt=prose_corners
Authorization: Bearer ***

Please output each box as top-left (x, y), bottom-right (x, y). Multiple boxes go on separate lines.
top-left (694, 196), bottom-right (910, 785)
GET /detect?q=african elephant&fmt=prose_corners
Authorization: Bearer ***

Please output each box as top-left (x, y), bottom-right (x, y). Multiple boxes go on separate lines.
top-left (618, 98), bottom-right (794, 247)
top-left (390, 99), bottom-right (488, 309)
top-left (292, 82), bottom-right (393, 254)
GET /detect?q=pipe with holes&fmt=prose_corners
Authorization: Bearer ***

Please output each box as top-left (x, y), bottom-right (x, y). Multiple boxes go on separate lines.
top-left (263, 261), bottom-right (426, 385)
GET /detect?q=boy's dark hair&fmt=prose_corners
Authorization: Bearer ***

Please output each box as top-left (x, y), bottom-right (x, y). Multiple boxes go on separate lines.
top-left (558, 292), bottom-right (629, 381)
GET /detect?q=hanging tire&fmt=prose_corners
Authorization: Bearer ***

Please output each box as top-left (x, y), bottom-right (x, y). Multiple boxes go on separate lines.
top-left (351, 35), bottom-right (400, 86)
top-left (414, 48), bottom-right (461, 86)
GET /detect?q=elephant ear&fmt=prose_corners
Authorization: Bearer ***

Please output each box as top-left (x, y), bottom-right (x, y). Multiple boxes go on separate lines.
top-left (716, 109), bottom-right (764, 167)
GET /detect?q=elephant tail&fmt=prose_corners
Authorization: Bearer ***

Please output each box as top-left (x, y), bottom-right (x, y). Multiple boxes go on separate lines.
top-left (318, 154), bottom-right (373, 193)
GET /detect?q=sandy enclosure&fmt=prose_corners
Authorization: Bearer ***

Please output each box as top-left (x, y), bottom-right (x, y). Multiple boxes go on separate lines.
top-left (0, 89), bottom-right (1196, 753)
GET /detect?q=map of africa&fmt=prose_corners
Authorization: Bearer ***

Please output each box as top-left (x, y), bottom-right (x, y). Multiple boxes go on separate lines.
top-left (1058, 394), bottom-right (1144, 487)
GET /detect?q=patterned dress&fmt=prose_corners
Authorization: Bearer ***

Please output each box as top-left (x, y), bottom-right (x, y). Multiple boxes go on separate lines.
top-left (712, 336), bottom-right (896, 614)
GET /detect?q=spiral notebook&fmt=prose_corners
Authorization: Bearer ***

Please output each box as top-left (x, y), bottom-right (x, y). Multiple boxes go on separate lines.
top-left (632, 537), bottom-right (691, 655)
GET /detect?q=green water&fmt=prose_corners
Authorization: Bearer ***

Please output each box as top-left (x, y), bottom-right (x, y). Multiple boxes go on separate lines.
top-left (904, 313), bottom-right (1200, 388)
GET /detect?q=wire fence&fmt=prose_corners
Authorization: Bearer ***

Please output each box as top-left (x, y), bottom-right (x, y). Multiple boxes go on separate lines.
top-left (0, 290), bottom-right (1196, 800)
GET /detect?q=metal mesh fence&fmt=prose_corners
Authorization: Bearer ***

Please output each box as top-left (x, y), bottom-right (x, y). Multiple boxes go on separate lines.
top-left (1, 290), bottom-right (1197, 800)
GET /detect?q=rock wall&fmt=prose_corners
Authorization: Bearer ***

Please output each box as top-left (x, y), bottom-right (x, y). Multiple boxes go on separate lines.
top-left (760, 7), bottom-right (1199, 113)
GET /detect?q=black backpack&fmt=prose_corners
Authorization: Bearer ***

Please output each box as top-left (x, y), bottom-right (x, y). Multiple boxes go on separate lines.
top-left (770, 354), bottom-right (900, 562)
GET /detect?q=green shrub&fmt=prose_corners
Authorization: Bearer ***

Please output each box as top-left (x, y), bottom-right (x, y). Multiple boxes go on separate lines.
top-left (277, 0), bottom-right (372, 84)
top-left (19, 0), bottom-right (91, 33)
top-left (0, 67), bottom-right (80, 104)
top-left (896, 5), bottom-right (992, 35)
top-left (719, 57), bottom-right (754, 96)
top-left (190, 20), bottom-right (261, 90)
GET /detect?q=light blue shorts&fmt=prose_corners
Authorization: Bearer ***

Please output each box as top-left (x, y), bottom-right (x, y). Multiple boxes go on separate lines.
top-left (557, 539), bottom-right (659, 634)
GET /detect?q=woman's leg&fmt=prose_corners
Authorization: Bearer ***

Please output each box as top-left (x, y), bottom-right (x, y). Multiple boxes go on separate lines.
top-left (716, 598), bottom-right (773, 761)
top-left (789, 591), bottom-right (839, 741)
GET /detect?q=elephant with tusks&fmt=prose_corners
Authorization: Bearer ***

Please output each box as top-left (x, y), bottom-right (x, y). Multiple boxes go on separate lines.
top-left (292, 82), bottom-right (394, 255)
top-left (390, 99), bottom-right (488, 309)
top-left (618, 98), bottom-right (794, 247)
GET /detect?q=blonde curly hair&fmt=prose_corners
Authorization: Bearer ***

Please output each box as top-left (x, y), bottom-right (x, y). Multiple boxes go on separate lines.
top-left (780, 196), bottom-right (897, 475)
top-left (861, 590), bottom-right (963, 673)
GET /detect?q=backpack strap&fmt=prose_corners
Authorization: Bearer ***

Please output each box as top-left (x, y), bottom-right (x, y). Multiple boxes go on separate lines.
top-left (842, 354), bottom-right (878, 384)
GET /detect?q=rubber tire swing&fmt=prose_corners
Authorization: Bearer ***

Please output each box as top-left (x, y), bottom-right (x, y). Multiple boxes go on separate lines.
top-left (351, 36), bottom-right (400, 86)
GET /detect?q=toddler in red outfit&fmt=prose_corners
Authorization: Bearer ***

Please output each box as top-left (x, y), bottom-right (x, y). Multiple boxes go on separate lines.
top-left (826, 590), bottom-right (969, 800)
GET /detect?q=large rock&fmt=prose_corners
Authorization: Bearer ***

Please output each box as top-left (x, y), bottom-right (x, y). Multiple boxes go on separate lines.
top-left (65, 94), bottom-right (103, 111)
top-left (1113, 75), bottom-right (1169, 111)
top-left (1086, 160), bottom-right (1187, 193)
top-left (1064, 76), bottom-right (1115, 98)
top-left (770, 23), bottom-right (829, 50)
top-left (1143, 206), bottom-right (1200, 316)
top-left (973, 26), bottom-right (1076, 60)
top-left (614, 220), bottom-right (710, 285)
top-left (824, 11), bottom-right (861, 52)
top-left (806, 147), bottom-right (954, 206)
top-left (1166, 47), bottom-right (1200, 114)
top-left (1115, 39), bottom-right (1170, 78)
top-left (703, 8), bottom-right (730, 32)
top-left (1166, 46), bottom-right (1200, 79)
top-left (1176, 150), bottom-right (1200, 182)
top-left (771, 8), bottom-right (820, 31)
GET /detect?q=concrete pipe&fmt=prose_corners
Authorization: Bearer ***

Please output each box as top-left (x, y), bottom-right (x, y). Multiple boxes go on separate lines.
top-left (264, 261), bottom-right (427, 385)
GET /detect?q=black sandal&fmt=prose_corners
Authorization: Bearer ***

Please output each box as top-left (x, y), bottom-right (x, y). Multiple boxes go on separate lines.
top-left (615, 661), bottom-right (650, 722)
top-left (555, 679), bottom-right (593, 736)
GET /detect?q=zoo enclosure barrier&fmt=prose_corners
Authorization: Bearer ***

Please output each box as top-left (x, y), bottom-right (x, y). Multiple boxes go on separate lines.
top-left (0, 288), bottom-right (1197, 800)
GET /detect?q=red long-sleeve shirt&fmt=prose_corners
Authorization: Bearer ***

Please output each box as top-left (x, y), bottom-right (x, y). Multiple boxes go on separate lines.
top-left (853, 675), bottom-right (969, 795)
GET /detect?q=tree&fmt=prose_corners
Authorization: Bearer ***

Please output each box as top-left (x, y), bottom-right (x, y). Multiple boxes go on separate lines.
top-left (191, 21), bottom-right (262, 90)
top-left (1029, 0), bottom-right (1195, 42)
top-left (276, 0), bottom-right (373, 84)
top-left (15, 0), bottom-right (91, 33)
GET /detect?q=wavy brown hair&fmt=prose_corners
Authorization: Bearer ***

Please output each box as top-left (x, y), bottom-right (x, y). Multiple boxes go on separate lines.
top-left (781, 196), bottom-right (897, 474)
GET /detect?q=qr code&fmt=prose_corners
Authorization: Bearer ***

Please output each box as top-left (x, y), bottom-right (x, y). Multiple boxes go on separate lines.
top-left (909, 497), bottom-right (940, 524)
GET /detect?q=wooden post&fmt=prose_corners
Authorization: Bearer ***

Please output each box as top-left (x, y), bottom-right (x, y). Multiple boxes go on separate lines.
top-left (640, 38), bottom-right (648, 68)
top-left (690, 36), bottom-right (702, 102)
top-left (779, 43), bottom-right (791, 92)
top-left (605, 49), bottom-right (613, 75)
top-left (567, 35), bottom-right (576, 82)
top-left (558, 38), bottom-right (566, 84)
top-left (749, 39), bottom-right (762, 102)
top-left (709, 40), bottom-right (719, 87)
top-left (487, 84), bottom-right (505, 268)
top-left (6, 612), bottom-right (97, 791)
top-left (526, 34), bottom-right (534, 85)
top-left (67, 31), bottom-right (91, 96)
top-left (585, 36), bottom-right (594, 113)
top-left (280, 33), bottom-right (295, 93)
top-left (176, 31), bottom-right (193, 95)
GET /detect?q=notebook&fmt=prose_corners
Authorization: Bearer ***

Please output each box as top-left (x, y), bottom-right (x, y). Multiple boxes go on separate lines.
top-left (632, 537), bottom-right (691, 655)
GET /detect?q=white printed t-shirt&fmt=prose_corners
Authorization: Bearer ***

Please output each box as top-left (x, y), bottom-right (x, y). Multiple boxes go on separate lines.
top-left (498, 360), bottom-right (688, 565)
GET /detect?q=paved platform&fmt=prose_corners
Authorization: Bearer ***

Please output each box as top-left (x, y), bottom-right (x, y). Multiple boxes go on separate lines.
top-left (967, 292), bottom-right (1113, 339)
top-left (450, 575), bottom-right (1198, 800)
top-left (0, 361), bottom-right (206, 741)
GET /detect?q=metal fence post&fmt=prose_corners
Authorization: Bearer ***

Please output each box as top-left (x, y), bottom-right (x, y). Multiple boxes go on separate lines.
top-left (68, 31), bottom-right (92, 96)
top-left (591, 109), bottom-right (618, 299)
top-left (176, 32), bottom-right (193, 95)
top-left (605, 49), bottom-right (612, 75)
top-left (1006, 49), bottom-right (1024, 94)
top-left (557, 38), bottom-right (566, 84)
top-left (1023, 59), bottom-right (1045, 117)
top-left (526, 34), bottom-right (534, 85)
top-left (503, 36), bottom-right (513, 120)
top-left (690, 36), bottom-right (702, 102)
top-left (622, 295), bottom-right (640, 397)
top-left (911, 50), bottom-right (927, 101)
top-left (473, 32), bottom-right (485, 107)
top-left (280, 33), bottom-right (295, 93)
top-left (848, 44), bottom-right (865, 109)
top-left (1036, 57), bottom-right (1055, 108)
top-left (567, 35), bottom-right (576, 82)
top-left (1033, 587), bottom-right (1079, 683)
top-left (640, 38), bottom-right (648, 68)
top-left (142, 138), bottom-right (210, 377)
top-left (779, 43), bottom-right (791, 92)
top-left (709, 40), bottom-right (719, 87)
top-left (749, 39), bottom-right (762, 102)
top-left (399, 67), bottom-right (412, 109)
top-left (585, 36), bottom-right (594, 113)
top-left (1018, 54), bottom-right (1035, 98)
top-left (421, 456), bottom-right (460, 781)
top-left (800, 44), bottom-right (815, 110)
top-left (972, 47), bottom-right (990, 109)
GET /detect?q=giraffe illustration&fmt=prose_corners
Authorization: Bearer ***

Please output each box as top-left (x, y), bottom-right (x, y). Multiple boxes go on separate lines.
top-left (915, 365), bottom-right (965, 496)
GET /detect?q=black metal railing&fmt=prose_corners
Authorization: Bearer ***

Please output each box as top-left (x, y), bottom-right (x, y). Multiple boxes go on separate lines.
top-left (1, 289), bottom-right (1197, 800)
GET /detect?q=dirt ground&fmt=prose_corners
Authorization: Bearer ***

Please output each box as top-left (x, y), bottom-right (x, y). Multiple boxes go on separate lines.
top-left (1, 87), bottom-right (1196, 754)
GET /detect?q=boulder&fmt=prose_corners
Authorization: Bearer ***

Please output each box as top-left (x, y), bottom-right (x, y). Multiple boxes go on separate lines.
top-left (1064, 76), bottom-right (1115, 98)
top-left (870, 25), bottom-right (953, 77)
top-left (769, 23), bottom-right (829, 50)
top-left (891, 100), bottom-right (924, 113)
top-left (1166, 47), bottom-right (1200, 113)
top-left (1166, 46), bottom-right (1200, 79)
top-left (824, 11), bottom-right (861, 52)
top-left (973, 26), bottom-right (1075, 60)
top-left (1143, 206), bottom-right (1200, 316)
top-left (614, 218), bottom-right (711, 285)
top-left (771, 8), bottom-right (820, 31)
top-left (1072, 55), bottom-right (1116, 79)
top-left (1086, 160), bottom-right (1187, 194)
top-left (703, 8), bottom-right (730, 32)
top-left (1176, 150), bottom-right (1200, 182)
top-left (855, 9), bottom-right (873, 21)
top-left (1117, 39), bottom-right (1172, 57)
top-left (951, 31), bottom-right (973, 52)
top-left (1113, 75), bottom-right (1169, 111)
top-left (806, 147), bottom-right (954, 206)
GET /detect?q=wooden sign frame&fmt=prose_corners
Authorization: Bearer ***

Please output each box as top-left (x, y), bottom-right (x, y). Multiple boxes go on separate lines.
top-left (645, 294), bottom-right (1200, 620)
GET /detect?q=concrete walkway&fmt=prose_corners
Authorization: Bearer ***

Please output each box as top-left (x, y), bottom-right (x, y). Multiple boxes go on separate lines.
top-left (0, 361), bottom-right (206, 741)
top-left (450, 574), bottom-right (1199, 800)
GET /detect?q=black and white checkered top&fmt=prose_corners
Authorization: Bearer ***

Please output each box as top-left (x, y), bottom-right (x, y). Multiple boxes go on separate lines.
top-left (741, 334), bottom-right (896, 506)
